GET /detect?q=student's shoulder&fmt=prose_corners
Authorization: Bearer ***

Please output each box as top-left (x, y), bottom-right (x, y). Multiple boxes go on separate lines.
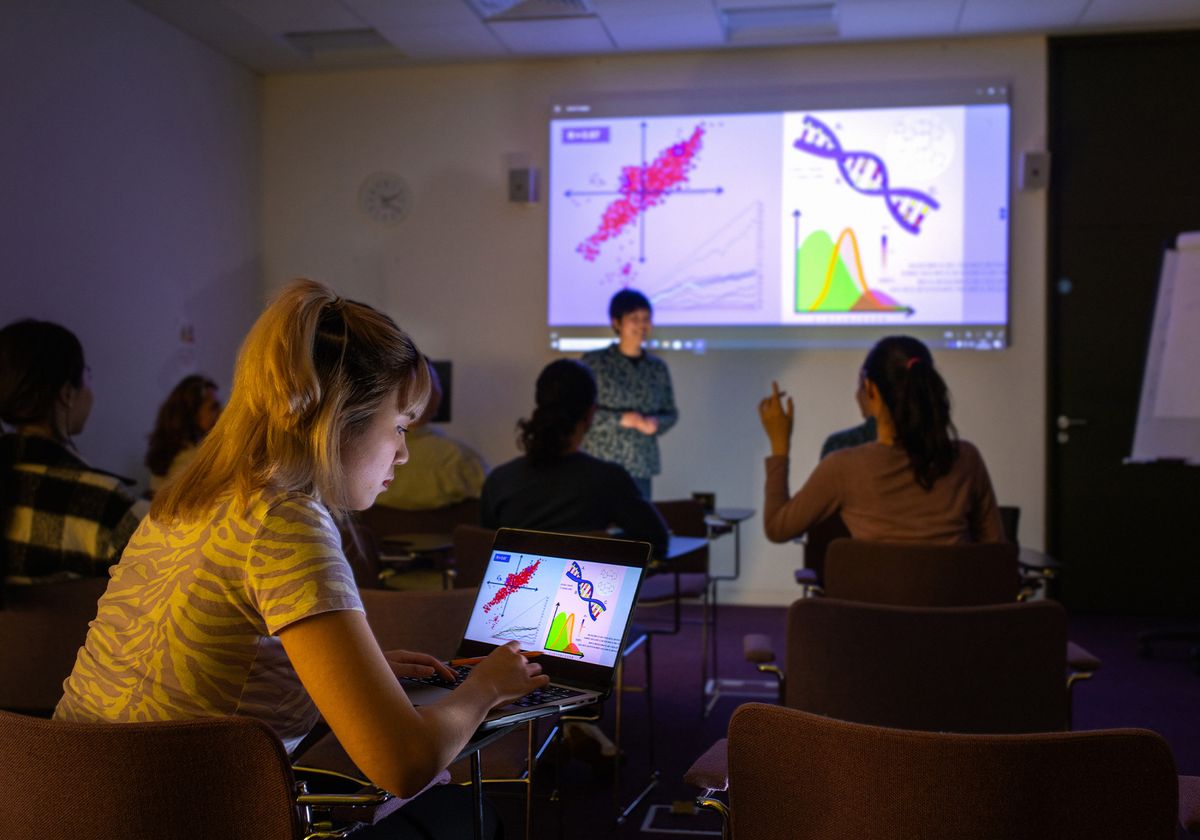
top-left (256, 490), bottom-right (337, 538)
top-left (955, 439), bottom-right (987, 469)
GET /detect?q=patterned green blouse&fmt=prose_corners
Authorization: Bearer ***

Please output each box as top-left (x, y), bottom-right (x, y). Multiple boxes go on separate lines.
top-left (580, 344), bottom-right (678, 480)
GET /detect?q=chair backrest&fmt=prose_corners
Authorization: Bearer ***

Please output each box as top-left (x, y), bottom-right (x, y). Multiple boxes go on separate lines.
top-left (727, 703), bottom-right (1179, 840)
top-left (362, 499), bottom-right (481, 540)
top-left (999, 504), bottom-right (1021, 546)
top-left (359, 587), bottom-right (477, 659)
top-left (823, 538), bottom-right (1020, 606)
top-left (654, 499), bottom-right (709, 537)
top-left (450, 524), bottom-right (497, 589)
top-left (0, 710), bottom-right (300, 840)
top-left (0, 576), bottom-right (108, 714)
top-left (801, 514), bottom-right (851, 582)
top-left (784, 597), bottom-right (1069, 733)
top-left (337, 512), bottom-right (385, 589)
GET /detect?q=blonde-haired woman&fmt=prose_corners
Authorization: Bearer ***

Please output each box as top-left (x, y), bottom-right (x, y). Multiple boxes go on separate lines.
top-left (56, 280), bottom-right (544, 838)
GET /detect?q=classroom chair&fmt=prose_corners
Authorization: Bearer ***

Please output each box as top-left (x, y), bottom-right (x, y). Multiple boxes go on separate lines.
top-left (687, 598), bottom-right (1092, 810)
top-left (0, 709), bottom-right (418, 840)
top-left (700, 703), bottom-right (1197, 840)
top-left (776, 537), bottom-right (1100, 697)
top-left (0, 577), bottom-right (108, 715)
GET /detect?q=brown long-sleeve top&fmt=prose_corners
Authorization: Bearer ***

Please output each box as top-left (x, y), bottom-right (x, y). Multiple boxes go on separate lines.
top-left (764, 441), bottom-right (1005, 545)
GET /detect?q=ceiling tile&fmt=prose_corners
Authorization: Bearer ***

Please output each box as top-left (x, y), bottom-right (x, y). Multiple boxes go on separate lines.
top-left (596, 0), bottom-right (724, 50)
top-left (377, 22), bottom-right (509, 59)
top-left (487, 16), bottom-right (616, 54)
top-left (220, 0), bottom-right (364, 34)
top-left (836, 0), bottom-right (961, 39)
top-left (343, 0), bottom-right (481, 28)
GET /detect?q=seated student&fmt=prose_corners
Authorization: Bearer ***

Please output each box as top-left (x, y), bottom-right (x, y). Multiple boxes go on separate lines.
top-left (481, 359), bottom-right (669, 558)
top-left (0, 319), bottom-right (143, 584)
top-left (820, 374), bottom-right (877, 459)
top-left (55, 280), bottom-right (544, 839)
top-left (145, 374), bottom-right (221, 496)
top-left (374, 359), bottom-right (487, 511)
top-left (759, 335), bottom-right (1004, 545)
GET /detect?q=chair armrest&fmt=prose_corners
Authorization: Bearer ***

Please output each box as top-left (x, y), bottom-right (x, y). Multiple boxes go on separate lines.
top-left (1181, 775), bottom-right (1200, 834)
top-left (743, 633), bottom-right (776, 664)
top-left (794, 568), bottom-right (823, 596)
top-left (1066, 641), bottom-right (1101, 673)
top-left (683, 738), bottom-right (728, 792)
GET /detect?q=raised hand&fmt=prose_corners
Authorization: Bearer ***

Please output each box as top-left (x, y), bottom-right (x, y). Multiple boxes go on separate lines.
top-left (758, 380), bottom-right (795, 457)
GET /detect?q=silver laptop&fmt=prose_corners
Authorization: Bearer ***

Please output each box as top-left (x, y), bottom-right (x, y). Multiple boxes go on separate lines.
top-left (400, 527), bottom-right (649, 730)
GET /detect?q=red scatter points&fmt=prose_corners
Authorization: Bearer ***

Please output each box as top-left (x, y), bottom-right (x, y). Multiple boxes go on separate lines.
top-left (577, 125), bottom-right (705, 262)
top-left (481, 559), bottom-right (541, 614)
top-left (620, 263), bottom-right (632, 276)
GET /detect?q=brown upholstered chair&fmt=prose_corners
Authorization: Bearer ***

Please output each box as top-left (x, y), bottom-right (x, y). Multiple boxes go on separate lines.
top-left (450, 523), bottom-right (498, 590)
top-left (0, 577), bottom-right (108, 715)
top-left (773, 537), bottom-right (1099, 693)
top-left (710, 703), bottom-right (1186, 840)
top-left (690, 598), bottom-right (1089, 810)
top-left (362, 498), bottom-right (481, 540)
top-left (0, 709), bottom-right (410, 840)
top-left (822, 537), bottom-right (1021, 605)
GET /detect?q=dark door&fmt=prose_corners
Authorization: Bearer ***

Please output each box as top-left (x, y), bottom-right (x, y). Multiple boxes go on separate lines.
top-left (1048, 33), bottom-right (1200, 614)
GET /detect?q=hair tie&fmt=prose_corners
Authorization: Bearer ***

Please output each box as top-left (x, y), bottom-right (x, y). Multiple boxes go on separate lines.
top-left (906, 357), bottom-right (921, 370)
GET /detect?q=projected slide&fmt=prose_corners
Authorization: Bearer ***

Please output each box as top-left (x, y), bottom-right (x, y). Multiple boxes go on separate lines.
top-left (548, 101), bottom-right (1009, 329)
top-left (464, 552), bottom-right (636, 668)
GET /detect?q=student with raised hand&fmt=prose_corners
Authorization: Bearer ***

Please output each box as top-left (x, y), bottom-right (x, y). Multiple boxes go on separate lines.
top-left (56, 279), bottom-right (545, 838)
top-left (759, 335), bottom-right (1004, 545)
top-left (0, 319), bottom-right (143, 584)
top-left (144, 373), bottom-right (222, 497)
top-left (482, 358), bottom-right (669, 559)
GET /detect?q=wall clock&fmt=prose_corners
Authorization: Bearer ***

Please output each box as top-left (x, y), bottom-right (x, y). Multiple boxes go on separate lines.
top-left (358, 172), bottom-right (411, 225)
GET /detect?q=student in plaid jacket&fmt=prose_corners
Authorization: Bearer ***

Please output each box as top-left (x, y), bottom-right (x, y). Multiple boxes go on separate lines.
top-left (0, 319), bottom-right (142, 584)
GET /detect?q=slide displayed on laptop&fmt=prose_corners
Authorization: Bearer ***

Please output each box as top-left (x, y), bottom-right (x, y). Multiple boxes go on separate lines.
top-left (463, 549), bottom-right (640, 669)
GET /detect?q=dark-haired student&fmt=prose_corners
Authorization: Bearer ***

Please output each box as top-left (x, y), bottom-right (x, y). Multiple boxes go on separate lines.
top-left (481, 359), bottom-right (669, 558)
top-left (580, 289), bottom-right (677, 500)
top-left (759, 335), bottom-right (1004, 545)
top-left (145, 374), bottom-right (221, 497)
top-left (0, 319), bottom-right (144, 584)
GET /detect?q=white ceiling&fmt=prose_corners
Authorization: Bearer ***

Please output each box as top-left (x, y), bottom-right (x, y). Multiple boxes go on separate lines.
top-left (129, 0), bottom-right (1200, 73)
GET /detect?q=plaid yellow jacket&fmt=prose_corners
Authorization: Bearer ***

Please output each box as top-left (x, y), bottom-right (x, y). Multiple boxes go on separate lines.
top-left (1, 433), bottom-right (141, 584)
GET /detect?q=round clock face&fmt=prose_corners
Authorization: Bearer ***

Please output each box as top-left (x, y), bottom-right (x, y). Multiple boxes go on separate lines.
top-left (358, 172), bottom-right (410, 225)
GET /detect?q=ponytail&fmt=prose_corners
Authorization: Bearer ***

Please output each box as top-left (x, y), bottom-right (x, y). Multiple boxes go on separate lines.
top-left (152, 279), bottom-right (430, 523)
top-left (862, 335), bottom-right (958, 490)
top-left (517, 360), bottom-right (597, 467)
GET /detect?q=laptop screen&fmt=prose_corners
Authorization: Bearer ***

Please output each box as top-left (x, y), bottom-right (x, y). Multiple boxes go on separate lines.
top-left (461, 535), bottom-right (646, 670)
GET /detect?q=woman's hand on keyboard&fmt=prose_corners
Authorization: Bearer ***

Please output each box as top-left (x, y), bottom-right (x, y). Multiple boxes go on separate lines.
top-left (466, 641), bottom-right (550, 705)
top-left (383, 649), bottom-right (457, 682)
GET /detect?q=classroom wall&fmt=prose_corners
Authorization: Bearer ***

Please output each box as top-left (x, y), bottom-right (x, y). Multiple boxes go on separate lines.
top-left (0, 0), bottom-right (261, 488)
top-left (262, 37), bottom-right (1047, 605)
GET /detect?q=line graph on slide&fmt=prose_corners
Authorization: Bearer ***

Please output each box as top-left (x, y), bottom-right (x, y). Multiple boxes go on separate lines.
top-left (793, 114), bottom-right (939, 236)
top-left (794, 218), bottom-right (912, 314)
top-left (493, 596), bottom-right (549, 645)
top-left (648, 201), bottom-right (763, 312)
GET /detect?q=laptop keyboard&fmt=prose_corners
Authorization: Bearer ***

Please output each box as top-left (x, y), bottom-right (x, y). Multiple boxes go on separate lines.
top-left (410, 665), bottom-right (586, 706)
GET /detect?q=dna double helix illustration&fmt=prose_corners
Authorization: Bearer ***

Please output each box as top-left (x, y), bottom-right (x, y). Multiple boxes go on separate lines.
top-left (566, 561), bottom-right (607, 621)
top-left (793, 115), bottom-right (940, 236)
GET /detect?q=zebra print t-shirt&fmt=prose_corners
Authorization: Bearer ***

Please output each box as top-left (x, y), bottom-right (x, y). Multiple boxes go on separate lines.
top-left (55, 490), bottom-right (363, 753)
